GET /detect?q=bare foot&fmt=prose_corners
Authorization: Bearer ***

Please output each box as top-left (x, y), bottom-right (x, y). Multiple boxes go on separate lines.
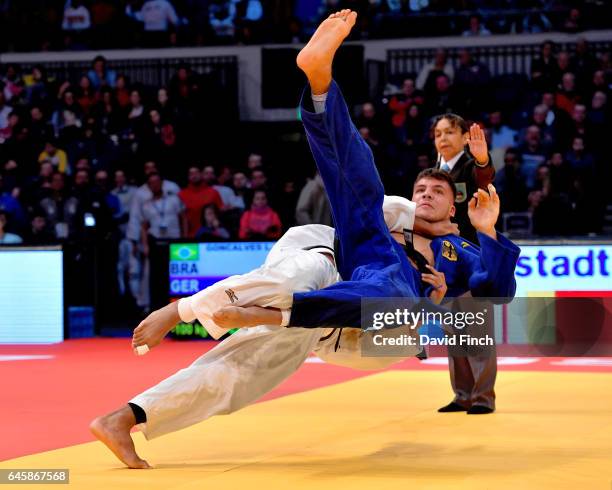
top-left (90, 406), bottom-right (151, 469)
top-left (132, 302), bottom-right (181, 353)
top-left (296, 9), bottom-right (358, 94)
top-left (212, 305), bottom-right (282, 329)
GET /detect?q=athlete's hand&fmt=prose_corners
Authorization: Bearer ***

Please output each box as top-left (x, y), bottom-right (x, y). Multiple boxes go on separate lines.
top-left (468, 184), bottom-right (499, 240)
top-left (422, 265), bottom-right (447, 305)
top-left (414, 217), bottom-right (460, 237)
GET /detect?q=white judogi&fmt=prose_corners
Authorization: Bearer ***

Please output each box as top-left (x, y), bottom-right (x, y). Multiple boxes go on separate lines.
top-left (131, 197), bottom-right (419, 440)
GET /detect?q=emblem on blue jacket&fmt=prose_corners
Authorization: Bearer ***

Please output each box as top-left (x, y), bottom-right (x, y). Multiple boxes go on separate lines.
top-left (442, 240), bottom-right (458, 261)
top-left (455, 182), bottom-right (467, 203)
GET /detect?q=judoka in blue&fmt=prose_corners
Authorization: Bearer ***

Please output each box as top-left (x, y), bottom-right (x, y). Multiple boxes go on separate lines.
top-left (286, 81), bottom-right (520, 329)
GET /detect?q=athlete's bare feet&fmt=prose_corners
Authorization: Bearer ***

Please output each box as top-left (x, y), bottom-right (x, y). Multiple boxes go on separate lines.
top-left (132, 301), bottom-right (181, 353)
top-left (296, 9), bottom-right (357, 94)
top-left (212, 305), bottom-right (283, 329)
top-left (90, 406), bottom-right (151, 469)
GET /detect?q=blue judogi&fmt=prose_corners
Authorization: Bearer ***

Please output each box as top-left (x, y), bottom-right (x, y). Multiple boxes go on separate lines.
top-left (425, 232), bottom-right (520, 299)
top-left (287, 81), bottom-right (521, 329)
top-left (287, 81), bottom-right (423, 328)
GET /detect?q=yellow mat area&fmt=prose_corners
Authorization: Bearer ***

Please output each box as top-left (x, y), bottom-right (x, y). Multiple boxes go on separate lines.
top-left (2, 370), bottom-right (612, 490)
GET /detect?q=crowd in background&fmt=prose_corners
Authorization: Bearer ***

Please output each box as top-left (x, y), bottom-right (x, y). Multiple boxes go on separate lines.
top-left (0, 0), bottom-right (610, 52)
top-left (356, 39), bottom-right (610, 236)
top-left (0, 36), bottom-right (610, 307)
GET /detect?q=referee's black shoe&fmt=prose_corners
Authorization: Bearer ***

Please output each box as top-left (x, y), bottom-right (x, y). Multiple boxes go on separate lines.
top-left (467, 405), bottom-right (494, 415)
top-left (437, 402), bottom-right (468, 412)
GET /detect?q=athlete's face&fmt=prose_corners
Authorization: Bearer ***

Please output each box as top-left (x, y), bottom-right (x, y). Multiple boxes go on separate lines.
top-left (434, 118), bottom-right (468, 162)
top-left (412, 177), bottom-right (455, 222)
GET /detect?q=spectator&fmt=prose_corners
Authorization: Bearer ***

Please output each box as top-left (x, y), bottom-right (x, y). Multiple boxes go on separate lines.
top-left (111, 169), bottom-right (137, 230)
top-left (25, 213), bottom-right (54, 244)
top-left (230, 171), bottom-right (250, 210)
top-left (94, 169), bottom-right (122, 223)
top-left (517, 125), bottom-right (549, 190)
top-left (246, 152), bottom-right (263, 171)
top-left (125, 0), bottom-right (180, 47)
top-left (425, 74), bottom-right (459, 117)
top-left (453, 49), bottom-right (491, 116)
top-left (114, 75), bottom-right (131, 108)
top-left (62, 0), bottom-right (92, 32)
top-left (38, 172), bottom-right (79, 240)
top-left (562, 7), bottom-right (582, 33)
top-left (77, 75), bottom-right (98, 115)
top-left (209, 0), bottom-right (238, 40)
top-left (51, 87), bottom-right (83, 135)
top-left (0, 111), bottom-right (19, 142)
top-left (238, 189), bottom-right (281, 240)
top-left (2, 64), bottom-right (24, 103)
top-left (93, 88), bottom-right (121, 137)
top-left (495, 148), bottom-right (528, 213)
top-left (0, 92), bottom-right (13, 130)
top-left (202, 165), bottom-right (237, 209)
top-left (1, 159), bottom-right (21, 198)
top-left (488, 110), bottom-right (517, 153)
top-left (140, 172), bottom-right (186, 242)
top-left (195, 204), bottom-right (230, 240)
top-left (0, 210), bottom-right (22, 244)
top-left (416, 48), bottom-right (454, 92)
top-left (355, 102), bottom-right (385, 142)
top-left (38, 140), bottom-right (69, 174)
top-left (521, 10), bottom-right (552, 34)
top-left (565, 136), bottom-right (594, 177)
top-left (462, 15), bottom-right (491, 37)
top-left (530, 40), bottom-right (557, 92)
top-left (24, 66), bottom-right (51, 107)
top-left (589, 70), bottom-right (609, 101)
top-left (540, 90), bottom-right (573, 139)
top-left (22, 161), bottom-right (54, 207)
top-left (274, 178), bottom-right (299, 231)
top-left (126, 160), bottom-right (180, 261)
top-left (155, 87), bottom-right (175, 121)
top-left (571, 39), bottom-right (597, 90)
top-left (295, 173), bottom-right (332, 226)
top-left (0, 173), bottom-right (27, 232)
top-left (588, 91), bottom-right (608, 132)
top-left (564, 104), bottom-right (590, 147)
top-left (555, 72), bottom-right (581, 115)
top-left (178, 165), bottom-right (223, 237)
top-left (87, 55), bottom-right (117, 90)
top-left (217, 165), bottom-right (233, 187)
top-left (387, 78), bottom-right (425, 141)
top-left (65, 168), bottom-right (114, 241)
top-left (249, 168), bottom-right (267, 191)
top-left (29, 106), bottom-right (54, 148)
top-left (126, 88), bottom-right (147, 140)
top-left (126, 0), bottom-right (179, 32)
top-left (138, 171), bottom-right (186, 310)
top-left (532, 103), bottom-right (556, 144)
top-left (547, 151), bottom-right (573, 197)
top-left (404, 104), bottom-right (427, 147)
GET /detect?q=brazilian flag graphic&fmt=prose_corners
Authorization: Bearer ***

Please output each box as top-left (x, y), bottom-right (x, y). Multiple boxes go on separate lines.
top-left (170, 244), bottom-right (200, 261)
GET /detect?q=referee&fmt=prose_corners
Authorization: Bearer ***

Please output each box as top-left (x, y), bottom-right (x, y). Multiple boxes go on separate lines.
top-left (431, 113), bottom-right (497, 415)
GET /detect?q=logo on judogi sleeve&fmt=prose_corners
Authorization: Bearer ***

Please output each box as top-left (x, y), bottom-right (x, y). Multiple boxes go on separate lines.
top-left (442, 240), bottom-right (458, 261)
top-left (454, 182), bottom-right (467, 203)
top-left (225, 289), bottom-right (238, 303)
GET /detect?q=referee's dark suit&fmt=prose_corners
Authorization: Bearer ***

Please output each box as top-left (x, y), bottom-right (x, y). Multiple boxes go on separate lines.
top-left (436, 149), bottom-right (498, 414)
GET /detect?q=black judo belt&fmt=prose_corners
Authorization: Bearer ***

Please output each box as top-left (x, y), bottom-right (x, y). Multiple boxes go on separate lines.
top-left (319, 327), bottom-right (344, 352)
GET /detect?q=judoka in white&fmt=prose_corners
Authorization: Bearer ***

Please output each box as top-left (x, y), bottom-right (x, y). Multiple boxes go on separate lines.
top-left (89, 195), bottom-right (448, 469)
top-left (130, 196), bottom-right (422, 441)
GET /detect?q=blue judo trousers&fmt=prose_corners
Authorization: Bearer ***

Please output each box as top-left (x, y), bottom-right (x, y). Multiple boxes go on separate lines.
top-left (288, 81), bottom-right (423, 328)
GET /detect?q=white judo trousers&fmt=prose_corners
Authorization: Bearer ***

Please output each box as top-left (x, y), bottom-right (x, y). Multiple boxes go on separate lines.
top-left (130, 225), bottom-right (418, 440)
